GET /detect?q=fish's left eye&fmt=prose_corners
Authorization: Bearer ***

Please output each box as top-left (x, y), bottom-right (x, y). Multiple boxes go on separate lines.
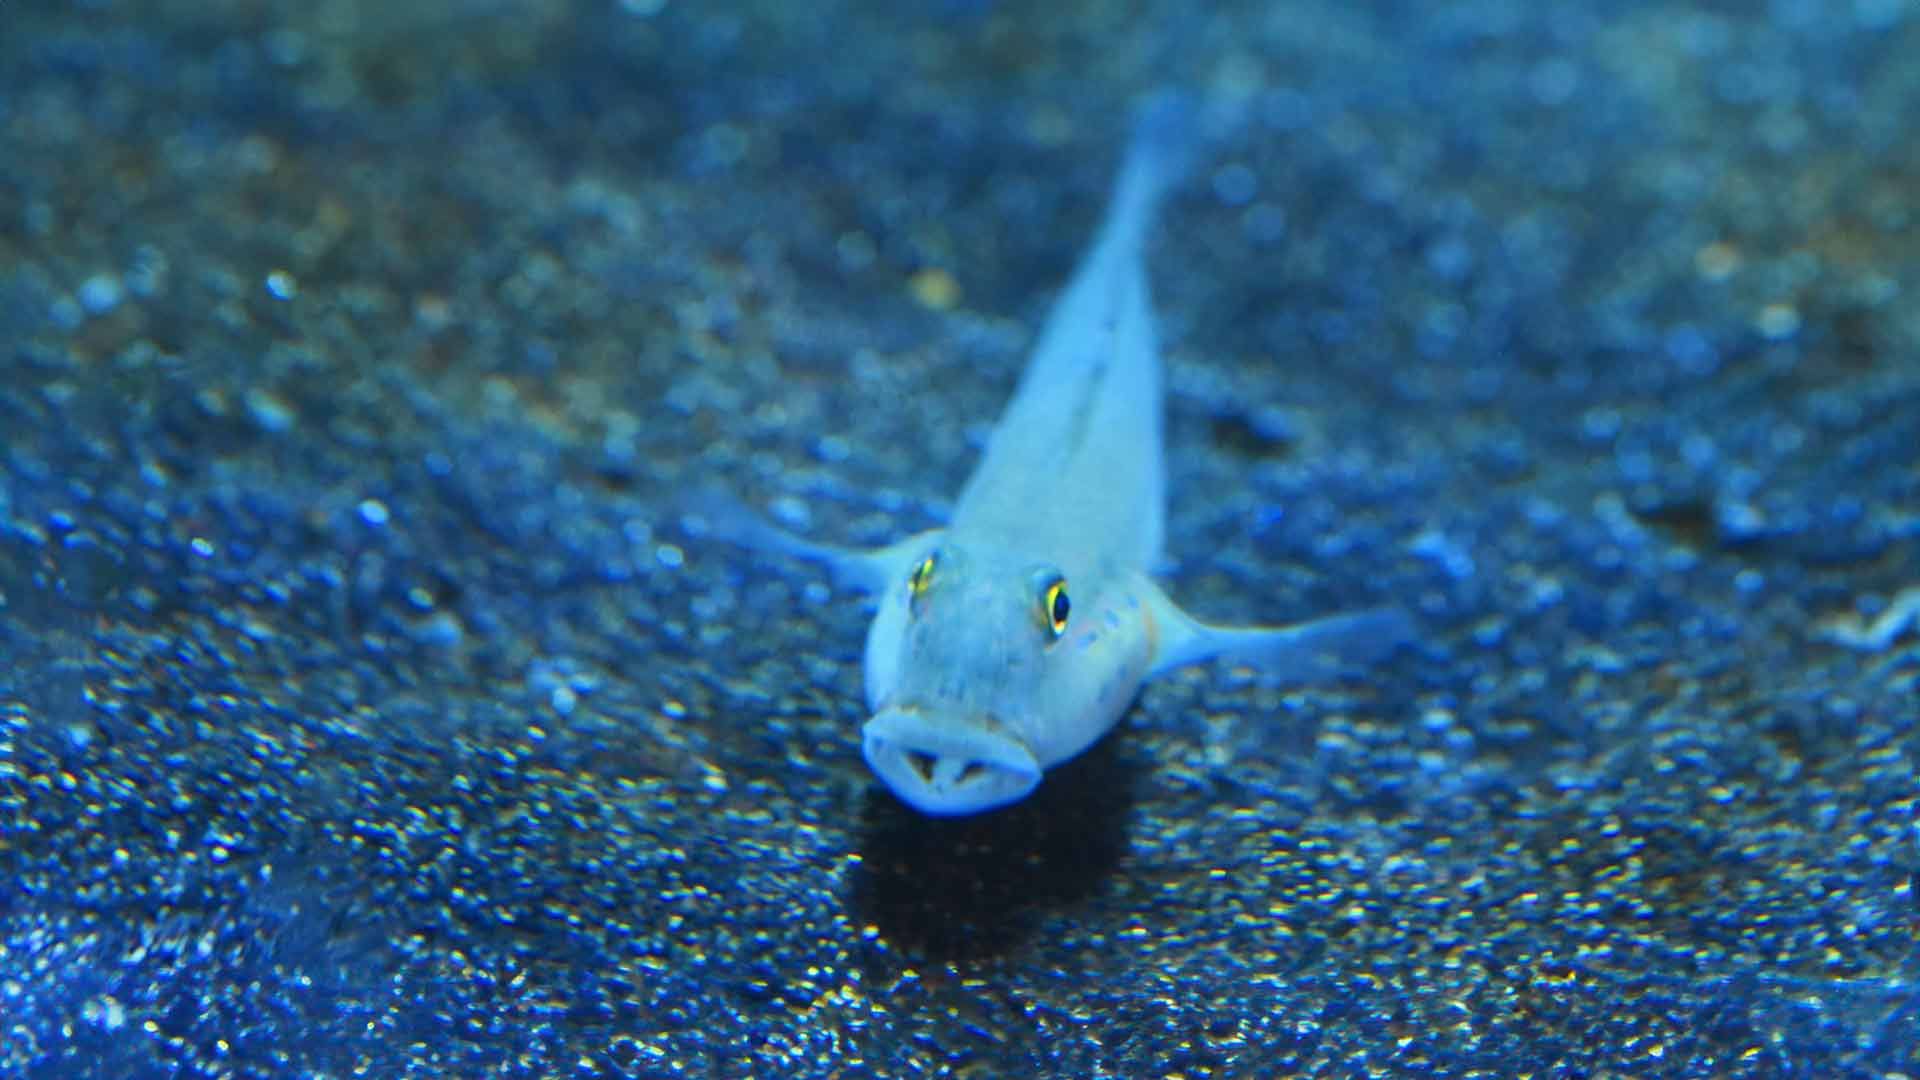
top-left (1041, 577), bottom-right (1070, 638)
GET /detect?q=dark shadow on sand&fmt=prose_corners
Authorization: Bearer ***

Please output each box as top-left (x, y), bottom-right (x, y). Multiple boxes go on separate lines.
top-left (845, 731), bottom-right (1141, 964)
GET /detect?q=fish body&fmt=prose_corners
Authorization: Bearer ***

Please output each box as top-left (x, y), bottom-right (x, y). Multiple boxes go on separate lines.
top-left (712, 96), bottom-right (1409, 815)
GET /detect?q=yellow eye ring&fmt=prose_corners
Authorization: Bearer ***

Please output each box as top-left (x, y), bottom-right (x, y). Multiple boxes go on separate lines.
top-left (908, 553), bottom-right (936, 600)
top-left (1042, 577), bottom-right (1070, 638)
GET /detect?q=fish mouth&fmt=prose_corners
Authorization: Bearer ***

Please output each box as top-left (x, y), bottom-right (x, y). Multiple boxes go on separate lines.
top-left (861, 707), bottom-right (1042, 816)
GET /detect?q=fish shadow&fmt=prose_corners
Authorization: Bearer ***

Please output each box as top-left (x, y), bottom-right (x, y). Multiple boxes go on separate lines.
top-left (845, 733), bottom-right (1139, 962)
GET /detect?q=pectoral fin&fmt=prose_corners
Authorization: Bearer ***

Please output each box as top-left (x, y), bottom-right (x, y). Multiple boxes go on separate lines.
top-left (684, 490), bottom-right (941, 596)
top-left (1142, 579), bottom-right (1414, 683)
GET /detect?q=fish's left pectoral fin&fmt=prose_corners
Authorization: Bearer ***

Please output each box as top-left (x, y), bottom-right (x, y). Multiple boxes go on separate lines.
top-left (682, 489), bottom-right (940, 597)
top-left (1143, 581), bottom-right (1414, 684)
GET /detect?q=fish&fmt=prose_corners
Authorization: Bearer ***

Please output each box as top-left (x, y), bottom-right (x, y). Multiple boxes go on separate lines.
top-left (700, 94), bottom-right (1412, 815)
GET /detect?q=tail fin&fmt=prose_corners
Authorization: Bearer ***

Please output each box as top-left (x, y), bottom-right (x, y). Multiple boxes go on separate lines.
top-left (1098, 89), bottom-right (1202, 257)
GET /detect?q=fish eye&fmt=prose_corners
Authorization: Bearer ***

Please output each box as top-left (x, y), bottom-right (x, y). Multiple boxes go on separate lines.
top-left (907, 553), bottom-right (937, 609)
top-left (1041, 576), bottom-right (1070, 639)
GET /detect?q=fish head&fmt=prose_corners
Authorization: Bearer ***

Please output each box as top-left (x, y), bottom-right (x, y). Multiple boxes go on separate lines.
top-left (859, 540), bottom-right (1110, 815)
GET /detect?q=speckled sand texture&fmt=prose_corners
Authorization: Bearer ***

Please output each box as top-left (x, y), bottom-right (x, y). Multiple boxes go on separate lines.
top-left (3, 2), bottom-right (1917, 1076)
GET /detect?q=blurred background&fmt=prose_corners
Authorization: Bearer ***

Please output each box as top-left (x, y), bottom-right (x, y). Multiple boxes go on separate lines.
top-left (3, 1), bottom-right (1916, 1076)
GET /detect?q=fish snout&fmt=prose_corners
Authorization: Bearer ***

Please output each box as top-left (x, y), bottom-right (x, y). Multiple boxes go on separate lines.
top-left (861, 707), bottom-right (1041, 815)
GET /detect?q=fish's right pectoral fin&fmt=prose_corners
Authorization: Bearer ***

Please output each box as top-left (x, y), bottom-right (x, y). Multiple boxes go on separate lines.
top-left (682, 489), bottom-right (941, 597)
top-left (1144, 581), bottom-right (1415, 684)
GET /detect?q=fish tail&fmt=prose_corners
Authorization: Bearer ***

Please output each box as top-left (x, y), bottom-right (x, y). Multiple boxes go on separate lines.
top-left (1100, 89), bottom-right (1206, 257)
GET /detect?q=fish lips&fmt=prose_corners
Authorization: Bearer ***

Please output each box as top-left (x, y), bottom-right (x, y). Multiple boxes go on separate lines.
top-left (861, 707), bottom-right (1042, 816)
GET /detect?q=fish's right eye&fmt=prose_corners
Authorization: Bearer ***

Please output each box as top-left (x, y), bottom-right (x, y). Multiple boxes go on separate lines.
top-left (907, 553), bottom-right (936, 611)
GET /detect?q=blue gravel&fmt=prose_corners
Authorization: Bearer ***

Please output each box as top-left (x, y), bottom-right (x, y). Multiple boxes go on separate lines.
top-left (4, 2), bottom-right (1917, 1077)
